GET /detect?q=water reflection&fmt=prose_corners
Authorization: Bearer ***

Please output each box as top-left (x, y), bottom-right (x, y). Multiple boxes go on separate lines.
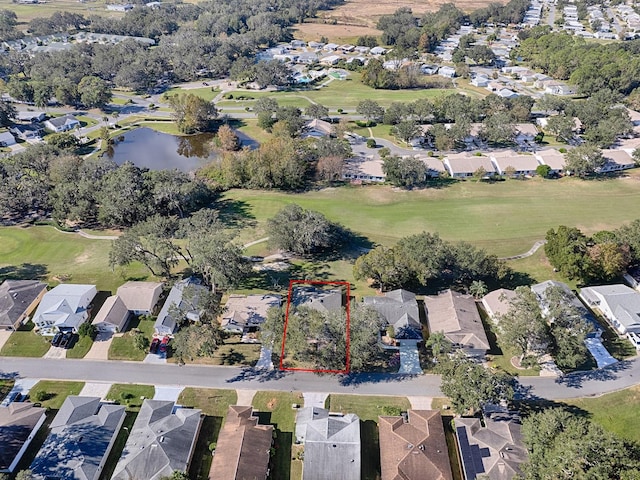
top-left (105, 127), bottom-right (216, 172)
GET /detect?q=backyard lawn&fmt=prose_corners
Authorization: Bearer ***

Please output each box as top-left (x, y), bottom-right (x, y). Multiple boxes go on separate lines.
top-left (108, 316), bottom-right (155, 361)
top-left (178, 388), bottom-right (238, 480)
top-left (327, 394), bottom-right (411, 480)
top-left (0, 225), bottom-right (152, 293)
top-left (0, 321), bottom-right (51, 357)
top-left (106, 384), bottom-right (155, 411)
top-left (29, 380), bottom-right (84, 409)
top-left (252, 391), bottom-right (304, 480)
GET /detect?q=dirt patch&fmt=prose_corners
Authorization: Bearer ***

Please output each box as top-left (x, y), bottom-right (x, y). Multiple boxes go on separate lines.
top-left (74, 252), bottom-right (90, 264)
top-left (267, 397), bottom-right (277, 409)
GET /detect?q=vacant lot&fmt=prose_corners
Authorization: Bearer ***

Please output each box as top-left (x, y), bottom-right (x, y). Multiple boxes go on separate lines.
top-left (0, 225), bottom-right (151, 293)
top-left (222, 177), bottom-right (640, 258)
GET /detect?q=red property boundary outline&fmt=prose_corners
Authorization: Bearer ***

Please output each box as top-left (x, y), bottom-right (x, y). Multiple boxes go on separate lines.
top-left (279, 279), bottom-right (351, 374)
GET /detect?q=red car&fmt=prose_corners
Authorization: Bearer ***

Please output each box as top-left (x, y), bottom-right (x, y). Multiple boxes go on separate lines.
top-left (149, 338), bottom-right (160, 354)
top-left (159, 336), bottom-right (169, 354)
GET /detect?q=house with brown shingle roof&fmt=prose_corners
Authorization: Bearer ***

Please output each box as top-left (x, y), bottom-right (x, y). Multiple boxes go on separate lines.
top-left (116, 281), bottom-right (164, 315)
top-left (482, 289), bottom-right (516, 321)
top-left (424, 290), bottom-right (490, 357)
top-left (379, 410), bottom-right (453, 480)
top-left (209, 405), bottom-right (273, 480)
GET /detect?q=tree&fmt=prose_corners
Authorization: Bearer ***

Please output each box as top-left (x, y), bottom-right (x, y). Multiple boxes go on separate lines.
top-left (254, 60), bottom-right (290, 88)
top-left (305, 103), bottom-right (329, 119)
top-left (425, 331), bottom-right (452, 360)
top-left (266, 204), bottom-right (346, 255)
top-left (171, 324), bottom-right (225, 363)
top-left (348, 304), bottom-right (385, 371)
top-left (356, 99), bottom-right (384, 123)
top-left (391, 120), bottom-right (420, 145)
top-left (97, 162), bottom-right (149, 227)
top-left (353, 246), bottom-right (411, 292)
top-left (382, 156), bottom-right (427, 188)
top-left (260, 306), bottom-right (285, 350)
top-left (77, 76), bottom-right (112, 108)
top-left (132, 329), bottom-right (150, 351)
top-left (78, 322), bottom-right (97, 339)
top-left (589, 241), bottom-right (631, 281)
top-left (545, 114), bottom-right (574, 142)
top-left (564, 144), bottom-right (605, 177)
top-left (535, 164), bottom-right (551, 178)
top-left (46, 133), bottom-right (80, 151)
top-left (544, 226), bottom-right (593, 282)
top-left (497, 286), bottom-right (550, 365)
top-left (217, 124), bottom-right (240, 151)
top-left (15, 470), bottom-right (34, 480)
top-left (472, 166), bottom-right (487, 182)
top-left (316, 155), bottom-right (344, 182)
top-left (109, 215), bottom-right (181, 278)
top-left (161, 471), bottom-right (190, 480)
top-left (439, 352), bottom-right (515, 415)
top-left (0, 99), bottom-right (16, 127)
top-left (167, 93), bottom-right (217, 134)
top-left (469, 280), bottom-right (488, 299)
top-left (521, 409), bottom-right (640, 480)
top-left (479, 112), bottom-right (516, 145)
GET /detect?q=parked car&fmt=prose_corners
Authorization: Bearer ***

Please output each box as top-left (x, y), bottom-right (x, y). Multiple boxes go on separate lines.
top-left (51, 332), bottom-right (63, 347)
top-left (59, 332), bottom-right (73, 349)
top-left (159, 336), bottom-right (169, 354)
top-left (150, 337), bottom-right (160, 354)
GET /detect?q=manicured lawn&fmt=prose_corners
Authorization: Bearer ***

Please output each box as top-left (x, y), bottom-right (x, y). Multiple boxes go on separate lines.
top-left (0, 321), bottom-right (51, 357)
top-left (327, 394), bottom-right (411, 480)
top-left (221, 177), bottom-right (640, 258)
top-left (29, 380), bottom-right (84, 409)
top-left (564, 386), bottom-right (640, 443)
top-left (0, 0), bottom-right (112, 21)
top-left (214, 77), bottom-right (456, 109)
top-left (137, 120), bottom-right (183, 135)
top-left (178, 388), bottom-right (238, 480)
top-left (165, 86), bottom-right (220, 102)
top-left (0, 378), bottom-right (15, 401)
top-left (106, 384), bottom-right (155, 412)
top-left (65, 334), bottom-right (93, 359)
top-left (252, 391), bottom-right (304, 480)
top-left (108, 315), bottom-right (155, 361)
top-left (0, 225), bottom-right (153, 293)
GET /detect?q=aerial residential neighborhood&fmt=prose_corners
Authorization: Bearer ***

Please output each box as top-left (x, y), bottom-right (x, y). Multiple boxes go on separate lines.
top-left (2, 0), bottom-right (640, 478)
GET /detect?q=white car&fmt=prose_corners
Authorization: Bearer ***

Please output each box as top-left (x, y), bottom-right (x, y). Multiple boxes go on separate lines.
top-left (627, 332), bottom-right (640, 350)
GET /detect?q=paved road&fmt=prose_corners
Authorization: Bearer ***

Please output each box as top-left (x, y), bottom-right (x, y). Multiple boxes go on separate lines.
top-left (2, 356), bottom-right (640, 400)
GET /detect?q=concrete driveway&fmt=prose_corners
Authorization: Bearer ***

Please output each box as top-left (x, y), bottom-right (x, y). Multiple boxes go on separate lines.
top-left (398, 344), bottom-right (423, 375)
top-left (0, 330), bottom-right (12, 351)
top-left (85, 331), bottom-right (113, 360)
top-left (44, 345), bottom-right (67, 359)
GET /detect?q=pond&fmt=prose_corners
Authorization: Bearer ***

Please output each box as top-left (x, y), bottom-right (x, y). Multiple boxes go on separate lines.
top-left (104, 127), bottom-right (258, 172)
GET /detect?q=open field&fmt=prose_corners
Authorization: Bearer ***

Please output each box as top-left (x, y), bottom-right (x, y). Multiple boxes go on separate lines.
top-left (0, 0), bottom-right (121, 23)
top-left (564, 386), bottom-right (640, 443)
top-left (213, 77), bottom-right (463, 110)
top-left (0, 225), bottom-right (151, 292)
top-left (221, 176), bottom-right (640, 258)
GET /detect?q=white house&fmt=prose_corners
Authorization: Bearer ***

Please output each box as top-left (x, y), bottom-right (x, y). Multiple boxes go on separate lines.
top-left (580, 285), bottom-right (640, 335)
top-left (471, 75), bottom-right (490, 87)
top-left (490, 151), bottom-right (541, 177)
top-left (444, 154), bottom-right (496, 178)
top-left (535, 149), bottom-right (566, 174)
top-left (32, 284), bottom-right (97, 335)
top-left (438, 66), bottom-right (456, 78)
top-left (370, 46), bottom-right (386, 55)
top-left (0, 131), bottom-right (16, 147)
top-left (600, 150), bottom-right (636, 173)
top-left (106, 3), bottom-right (133, 11)
top-left (44, 115), bottom-right (80, 133)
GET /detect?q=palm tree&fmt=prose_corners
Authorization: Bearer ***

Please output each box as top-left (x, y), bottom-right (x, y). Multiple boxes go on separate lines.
top-left (425, 331), bottom-right (452, 360)
top-left (469, 280), bottom-right (488, 299)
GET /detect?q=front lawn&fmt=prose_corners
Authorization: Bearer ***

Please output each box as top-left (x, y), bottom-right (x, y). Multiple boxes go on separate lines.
top-left (108, 316), bottom-right (155, 361)
top-left (178, 388), bottom-right (238, 480)
top-left (327, 394), bottom-right (411, 480)
top-left (106, 384), bottom-right (155, 412)
top-left (0, 378), bottom-right (15, 401)
top-left (29, 380), bottom-right (84, 409)
top-left (252, 391), bottom-right (304, 480)
top-left (564, 386), bottom-right (640, 443)
top-left (0, 321), bottom-right (51, 357)
top-left (65, 335), bottom-right (93, 359)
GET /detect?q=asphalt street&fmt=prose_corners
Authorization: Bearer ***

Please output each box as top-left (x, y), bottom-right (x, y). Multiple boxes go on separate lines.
top-left (1, 356), bottom-right (639, 400)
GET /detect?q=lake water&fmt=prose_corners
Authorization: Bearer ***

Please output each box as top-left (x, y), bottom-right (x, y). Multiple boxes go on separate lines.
top-left (105, 127), bottom-right (258, 172)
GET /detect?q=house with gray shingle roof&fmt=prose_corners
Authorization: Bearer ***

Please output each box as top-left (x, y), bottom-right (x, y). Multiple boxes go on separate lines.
top-left (364, 289), bottom-right (422, 341)
top-left (0, 280), bottom-right (47, 331)
top-left (154, 277), bottom-right (207, 336)
top-left (295, 407), bottom-right (360, 480)
top-left (291, 286), bottom-right (343, 313)
top-left (30, 396), bottom-right (126, 480)
top-left (0, 402), bottom-right (47, 473)
top-left (32, 284), bottom-right (97, 336)
top-left (111, 400), bottom-right (202, 480)
top-left (44, 114), bottom-right (80, 133)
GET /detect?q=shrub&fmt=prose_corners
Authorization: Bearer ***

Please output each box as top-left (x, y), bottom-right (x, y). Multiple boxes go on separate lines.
top-left (337, 108), bottom-right (343, 114)
top-left (226, 93), bottom-right (234, 99)
top-left (33, 390), bottom-right (49, 402)
top-left (382, 405), bottom-right (403, 416)
top-left (559, 147), bottom-right (567, 153)
top-left (120, 392), bottom-right (134, 401)
top-left (78, 322), bottom-right (97, 339)
top-left (366, 138), bottom-right (377, 148)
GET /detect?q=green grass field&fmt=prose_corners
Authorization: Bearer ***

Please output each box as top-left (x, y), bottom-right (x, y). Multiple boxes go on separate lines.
top-left (0, 0), bottom-right (117, 23)
top-left (221, 177), bottom-right (640, 258)
top-left (564, 386), bottom-right (640, 443)
top-left (109, 316), bottom-right (155, 361)
top-left (0, 321), bottom-right (51, 357)
top-left (29, 380), bottom-right (84, 409)
top-left (65, 334), bottom-right (93, 359)
top-left (252, 391), bottom-right (304, 480)
top-left (106, 384), bottom-right (155, 411)
top-left (0, 225), bottom-right (152, 293)
top-left (178, 388), bottom-right (238, 480)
